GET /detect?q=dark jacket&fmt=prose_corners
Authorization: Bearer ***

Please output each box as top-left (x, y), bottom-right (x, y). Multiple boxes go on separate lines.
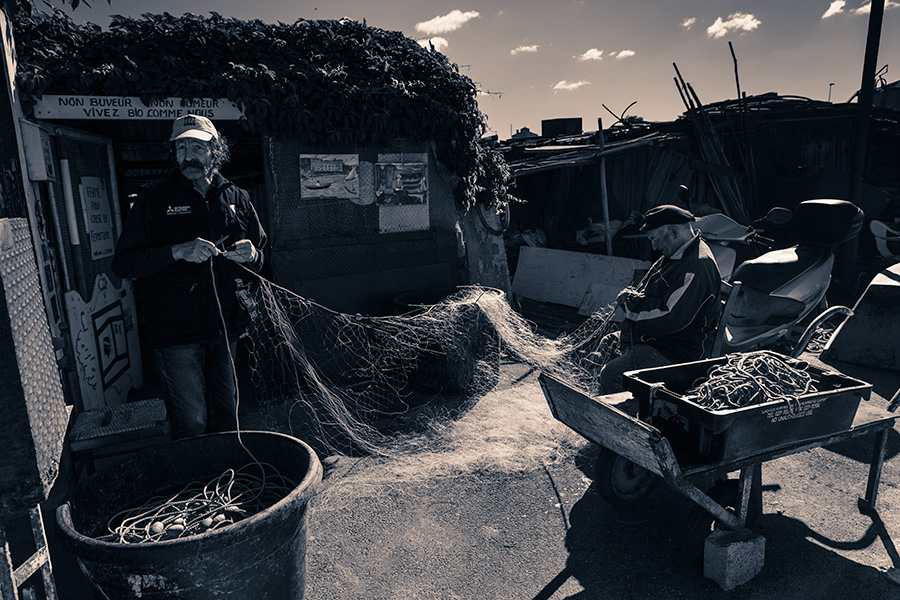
top-left (111, 169), bottom-right (267, 347)
top-left (621, 234), bottom-right (721, 363)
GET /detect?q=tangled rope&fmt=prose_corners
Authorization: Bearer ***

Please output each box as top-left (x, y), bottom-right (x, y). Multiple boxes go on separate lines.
top-left (685, 351), bottom-right (817, 411)
top-left (99, 462), bottom-right (296, 543)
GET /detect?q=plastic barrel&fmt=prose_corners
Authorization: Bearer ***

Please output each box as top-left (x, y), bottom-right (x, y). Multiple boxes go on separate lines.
top-left (56, 431), bottom-right (322, 599)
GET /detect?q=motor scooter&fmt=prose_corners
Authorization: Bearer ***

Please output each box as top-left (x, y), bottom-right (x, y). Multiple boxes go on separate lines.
top-left (694, 206), bottom-right (792, 279)
top-left (695, 199), bottom-right (864, 355)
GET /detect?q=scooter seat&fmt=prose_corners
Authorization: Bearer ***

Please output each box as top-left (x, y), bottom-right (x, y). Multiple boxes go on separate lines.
top-left (728, 246), bottom-right (826, 293)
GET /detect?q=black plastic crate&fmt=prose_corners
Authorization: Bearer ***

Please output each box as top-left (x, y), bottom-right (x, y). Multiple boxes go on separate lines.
top-left (623, 351), bottom-right (871, 462)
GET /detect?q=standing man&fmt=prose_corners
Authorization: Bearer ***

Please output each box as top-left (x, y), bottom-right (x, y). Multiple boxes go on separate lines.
top-left (112, 114), bottom-right (267, 439)
top-left (598, 205), bottom-right (721, 394)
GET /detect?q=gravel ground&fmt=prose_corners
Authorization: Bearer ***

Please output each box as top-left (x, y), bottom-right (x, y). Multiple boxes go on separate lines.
top-left (44, 351), bottom-right (900, 599)
top-left (301, 360), bottom-right (900, 600)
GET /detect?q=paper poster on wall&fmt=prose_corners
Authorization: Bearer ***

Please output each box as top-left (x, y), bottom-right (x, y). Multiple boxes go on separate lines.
top-left (299, 154), bottom-right (360, 202)
top-left (376, 155), bottom-right (429, 233)
top-left (80, 176), bottom-right (115, 259)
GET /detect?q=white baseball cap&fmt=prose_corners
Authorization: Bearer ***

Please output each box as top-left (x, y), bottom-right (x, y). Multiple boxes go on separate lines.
top-left (170, 114), bottom-right (218, 142)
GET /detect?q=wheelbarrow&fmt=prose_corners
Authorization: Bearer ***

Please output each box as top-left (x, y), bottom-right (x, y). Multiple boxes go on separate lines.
top-left (538, 365), bottom-right (898, 565)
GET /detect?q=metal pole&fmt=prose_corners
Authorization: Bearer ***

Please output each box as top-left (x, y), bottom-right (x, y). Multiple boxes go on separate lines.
top-left (60, 159), bottom-right (87, 300)
top-left (729, 41), bottom-right (743, 107)
top-left (849, 0), bottom-right (885, 206)
top-left (841, 0), bottom-right (885, 296)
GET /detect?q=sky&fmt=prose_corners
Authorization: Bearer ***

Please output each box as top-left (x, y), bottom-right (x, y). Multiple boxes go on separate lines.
top-left (57, 0), bottom-right (900, 140)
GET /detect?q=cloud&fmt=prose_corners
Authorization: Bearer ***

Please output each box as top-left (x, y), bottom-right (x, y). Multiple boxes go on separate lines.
top-left (415, 10), bottom-right (480, 35)
top-left (681, 17), bottom-right (697, 29)
top-left (511, 44), bottom-right (539, 56)
top-left (853, 0), bottom-right (900, 14)
top-left (552, 80), bottom-right (591, 92)
top-left (707, 12), bottom-right (761, 38)
top-left (417, 37), bottom-right (449, 52)
top-left (576, 48), bottom-right (604, 61)
top-left (615, 49), bottom-right (636, 59)
top-left (823, 1), bottom-right (846, 18)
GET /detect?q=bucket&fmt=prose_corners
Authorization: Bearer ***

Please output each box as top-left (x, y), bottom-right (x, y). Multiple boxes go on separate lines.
top-left (56, 431), bottom-right (322, 599)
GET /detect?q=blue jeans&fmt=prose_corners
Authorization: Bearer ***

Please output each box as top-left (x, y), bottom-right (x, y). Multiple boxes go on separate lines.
top-left (154, 340), bottom-right (239, 439)
top-left (598, 331), bottom-right (672, 395)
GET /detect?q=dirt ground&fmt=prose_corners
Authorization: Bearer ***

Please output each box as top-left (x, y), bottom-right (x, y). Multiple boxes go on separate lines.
top-left (299, 358), bottom-right (900, 600)
top-left (41, 302), bottom-right (900, 599)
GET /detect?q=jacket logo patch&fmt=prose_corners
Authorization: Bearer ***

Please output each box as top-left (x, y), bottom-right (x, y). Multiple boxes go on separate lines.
top-left (166, 205), bottom-right (192, 216)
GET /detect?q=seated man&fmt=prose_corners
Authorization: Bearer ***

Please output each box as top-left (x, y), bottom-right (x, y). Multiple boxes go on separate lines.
top-left (598, 205), bottom-right (722, 394)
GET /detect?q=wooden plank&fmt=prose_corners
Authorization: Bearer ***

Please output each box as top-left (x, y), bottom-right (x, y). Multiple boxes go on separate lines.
top-left (28, 507), bottom-right (56, 600)
top-left (13, 547), bottom-right (47, 588)
top-left (597, 120), bottom-right (613, 257)
top-left (0, 523), bottom-right (15, 600)
top-left (511, 247), bottom-right (649, 308)
top-left (69, 398), bottom-right (168, 452)
top-left (1, 506), bottom-right (58, 600)
top-left (539, 373), bottom-right (667, 476)
top-left (578, 281), bottom-right (626, 316)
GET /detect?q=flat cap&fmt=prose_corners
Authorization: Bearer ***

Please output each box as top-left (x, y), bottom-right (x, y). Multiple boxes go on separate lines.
top-left (639, 204), bottom-right (695, 232)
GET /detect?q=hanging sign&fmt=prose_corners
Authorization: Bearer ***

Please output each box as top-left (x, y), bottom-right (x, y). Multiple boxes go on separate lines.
top-left (34, 95), bottom-right (243, 120)
top-left (80, 176), bottom-right (114, 259)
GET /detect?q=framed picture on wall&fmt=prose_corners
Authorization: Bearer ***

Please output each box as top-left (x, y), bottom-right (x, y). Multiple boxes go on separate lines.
top-left (376, 155), bottom-right (428, 233)
top-left (299, 154), bottom-right (360, 202)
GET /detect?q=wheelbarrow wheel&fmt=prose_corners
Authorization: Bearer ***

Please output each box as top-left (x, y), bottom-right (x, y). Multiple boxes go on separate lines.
top-left (593, 447), bottom-right (658, 507)
top-left (685, 478), bottom-right (762, 562)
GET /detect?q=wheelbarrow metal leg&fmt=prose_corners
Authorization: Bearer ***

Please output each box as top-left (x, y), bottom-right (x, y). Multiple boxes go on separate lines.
top-left (670, 476), bottom-right (744, 531)
top-left (736, 465), bottom-right (759, 528)
top-left (860, 428), bottom-right (889, 513)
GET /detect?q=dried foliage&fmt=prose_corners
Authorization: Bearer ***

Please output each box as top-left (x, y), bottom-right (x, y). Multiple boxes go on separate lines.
top-left (10, 9), bottom-right (515, 210)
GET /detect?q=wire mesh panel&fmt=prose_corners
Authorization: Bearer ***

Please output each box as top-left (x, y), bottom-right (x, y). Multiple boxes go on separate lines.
top-left (0, 218), bottom-right (68, 515)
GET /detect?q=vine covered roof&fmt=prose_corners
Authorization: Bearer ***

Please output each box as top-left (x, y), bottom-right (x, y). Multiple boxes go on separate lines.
top-left (11, 9), bottom-right (513, 209)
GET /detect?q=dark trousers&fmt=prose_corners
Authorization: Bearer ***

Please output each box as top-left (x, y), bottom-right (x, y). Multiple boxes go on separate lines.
top-left (598, 331), bottom-right (671, 395)
top-left (154, 340), bottom-right (239, 439)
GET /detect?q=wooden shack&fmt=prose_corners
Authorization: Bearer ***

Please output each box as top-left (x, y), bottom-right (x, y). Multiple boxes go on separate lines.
top-left (500, 92), bottom-right (900, 286)
top-left (8, 10), bottom-right (514, 413)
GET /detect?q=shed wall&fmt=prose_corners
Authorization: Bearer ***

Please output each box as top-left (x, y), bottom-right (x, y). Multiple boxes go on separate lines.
top-left (265, 139), bottom-right (464, 316)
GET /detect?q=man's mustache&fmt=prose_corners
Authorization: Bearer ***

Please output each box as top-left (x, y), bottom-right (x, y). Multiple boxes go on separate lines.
top-left (179, 159), bottom-right (205, 170)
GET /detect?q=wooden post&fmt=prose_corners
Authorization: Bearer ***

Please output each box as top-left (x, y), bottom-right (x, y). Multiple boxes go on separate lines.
top-left (597, 118), bottom-right (613, 256)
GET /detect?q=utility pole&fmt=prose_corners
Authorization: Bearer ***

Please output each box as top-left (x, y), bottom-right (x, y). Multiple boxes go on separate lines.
top-left (842, 0), bottom-right (886, 297)
top-left (849, 0), bottom-right (885, 206)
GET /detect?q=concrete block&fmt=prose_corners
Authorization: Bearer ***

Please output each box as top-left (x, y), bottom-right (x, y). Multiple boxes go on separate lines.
top-left (703, 528), bottom-right (766, 591)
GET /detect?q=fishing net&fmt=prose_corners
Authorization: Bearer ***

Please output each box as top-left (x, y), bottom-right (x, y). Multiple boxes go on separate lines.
top-left (684, 351), bottom-right (817, 411)
top-left (240, 276), bottom-right (621, 458)
top-left (99, 461), bottom-right (296, 543)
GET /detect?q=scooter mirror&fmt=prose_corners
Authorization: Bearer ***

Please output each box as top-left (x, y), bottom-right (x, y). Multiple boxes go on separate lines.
top-left (766, 207), bottom-right (792, 225)
top-left (678, 185), bottom-right (690, 203)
